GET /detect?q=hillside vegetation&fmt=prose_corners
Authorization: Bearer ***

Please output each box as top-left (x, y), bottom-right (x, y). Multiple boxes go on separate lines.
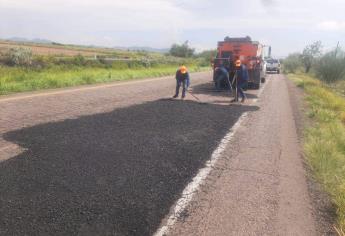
top-left (0, 41), bottom-right (211, 95)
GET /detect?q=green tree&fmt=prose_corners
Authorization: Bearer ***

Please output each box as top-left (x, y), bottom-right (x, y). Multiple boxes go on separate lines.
top-left (301, 41), bottom-right (322, 73)
top-left (197, 49), bottom-right (217, 60)
top-left (282, 53), bottom-right (302, 73)
top-left (315, 48), bottom-right (345, 83)
top-left (196, 49), bottom-right (217, 67)
top-left (169, 41), bottom-right (195, 58)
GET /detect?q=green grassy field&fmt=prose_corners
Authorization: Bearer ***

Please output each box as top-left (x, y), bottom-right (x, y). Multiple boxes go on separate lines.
top-left (289, 73), bottom-right (345, 235)
top-left (0, 65), bottom-right (209, 95)
top-left (0, 40), bottom-right (212, 95)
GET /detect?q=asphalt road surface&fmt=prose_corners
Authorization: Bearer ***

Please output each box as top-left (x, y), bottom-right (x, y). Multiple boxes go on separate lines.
top-left (0, 72), bottom-right (317, 235)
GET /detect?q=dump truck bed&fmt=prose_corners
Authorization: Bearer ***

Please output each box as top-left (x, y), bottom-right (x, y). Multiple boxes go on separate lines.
top-left (217, 37), bottom-right (263, 66)
top-left (213, 36), bottom-right (266, 89)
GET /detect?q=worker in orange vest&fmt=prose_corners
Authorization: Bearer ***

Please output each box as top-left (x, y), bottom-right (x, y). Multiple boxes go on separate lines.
top-left (173, 65), bottom-right (190, 99)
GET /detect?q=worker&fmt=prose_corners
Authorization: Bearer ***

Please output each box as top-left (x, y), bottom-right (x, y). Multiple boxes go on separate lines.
top-left (214, 61), bottom-right (230, 91)
top-left (232, 59), bottom-right (248, 102)
top-left (173, 65), bottom-right (190, 99)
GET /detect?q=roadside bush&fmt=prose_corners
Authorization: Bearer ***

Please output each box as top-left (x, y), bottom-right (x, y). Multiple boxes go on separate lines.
top-left (169, 41), bottom-right (195, 58)
top-left (6, 47), bottom-right (33, 67)
top-left (141, 58), bottom-right (151, 68)
top-left (315, 51), bottom-right (345, 83)
top-left (32, 55), bottom-right (48, 69)
top-left (111, 61), bottom-right (129, 70)
top-left (127, 60), bottom-right (145, 69)
top-left (72, 54), bottom-right (86, 66)
top-left (196, 49), bottom-right (217, 67)
top-left (283, 53), bottom-right (302, 73)
top-left (0, 51), bottom-right (9, 65)
top-left (31, 55), bottom-right (57, 69)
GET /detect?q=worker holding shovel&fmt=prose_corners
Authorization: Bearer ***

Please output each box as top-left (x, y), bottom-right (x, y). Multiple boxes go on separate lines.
top-left (231, 59), bottom-right (248, 103)
top-left (173, 65), bottom-right (190, 99)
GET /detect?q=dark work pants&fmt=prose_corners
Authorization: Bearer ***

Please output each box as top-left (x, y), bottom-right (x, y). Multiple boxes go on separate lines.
top-left (175, 79), bottom-right (186, 97)
top-left (215, 75), bottom-right (223, 91)
top-left (237, 82), bottom-right (245, 99)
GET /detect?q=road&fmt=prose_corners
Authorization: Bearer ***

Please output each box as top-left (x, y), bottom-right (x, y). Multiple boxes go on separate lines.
top-left (0, 72), bottom-right (317, 235)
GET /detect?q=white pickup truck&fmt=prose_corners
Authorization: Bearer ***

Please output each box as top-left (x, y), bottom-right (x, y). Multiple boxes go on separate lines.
top-left (266, 58), bottom-right (281, 74)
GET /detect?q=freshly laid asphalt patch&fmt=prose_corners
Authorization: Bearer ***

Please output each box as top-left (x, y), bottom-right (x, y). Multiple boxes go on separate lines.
top-left (1, 99), bottom-right (258, 236)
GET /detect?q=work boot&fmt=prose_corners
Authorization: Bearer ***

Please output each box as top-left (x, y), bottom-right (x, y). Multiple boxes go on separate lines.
top-left (173, 94), bottom-right (178, 98)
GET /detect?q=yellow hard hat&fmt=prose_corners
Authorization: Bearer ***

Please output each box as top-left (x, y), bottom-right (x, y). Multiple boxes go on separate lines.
top-left (235, 60), bottom-right (241, 67)
top-left (180, 65), bottom-right (188, 74)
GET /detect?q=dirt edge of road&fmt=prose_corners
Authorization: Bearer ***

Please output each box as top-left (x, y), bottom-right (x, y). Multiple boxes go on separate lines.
top-left (286, 78), bottom-right (337, 235)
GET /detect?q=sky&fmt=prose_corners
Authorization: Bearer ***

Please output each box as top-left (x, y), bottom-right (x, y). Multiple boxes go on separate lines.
top-left (1, 0), bottom-right (345, 57)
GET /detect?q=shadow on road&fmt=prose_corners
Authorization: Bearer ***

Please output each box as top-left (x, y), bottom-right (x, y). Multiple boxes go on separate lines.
top-left (191, 82), bottom-right (258, 99)
top-left (1, 99), bottom-right (259, 236)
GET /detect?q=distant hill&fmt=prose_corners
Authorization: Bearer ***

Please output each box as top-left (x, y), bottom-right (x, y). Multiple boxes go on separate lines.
top-left (2, 37), bottom-right (169, 54)
top-left (6, 37), bottom-right (54, 44)
top-left (114, 46), bottom-right (169, 53)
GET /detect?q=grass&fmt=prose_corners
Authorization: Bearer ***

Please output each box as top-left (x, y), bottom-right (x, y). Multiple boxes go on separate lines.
top-left (327, 80), bottom-right (345, 99)
top-left (288, 73), bottom-right (345, 235)
top-left (0, 40), bottom-right (212, 95)
top-left (0, 65), bottom-right (209, 95)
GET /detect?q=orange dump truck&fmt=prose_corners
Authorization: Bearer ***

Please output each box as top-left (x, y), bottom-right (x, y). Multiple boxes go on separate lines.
top-left (212, 36), bottom-right (266, 89)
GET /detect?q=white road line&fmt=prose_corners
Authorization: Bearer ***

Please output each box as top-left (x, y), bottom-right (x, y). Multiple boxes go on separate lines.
top-left (153, 113), bottom-right (248, 236)
top-left (153, 78), bottom-right (269, 236)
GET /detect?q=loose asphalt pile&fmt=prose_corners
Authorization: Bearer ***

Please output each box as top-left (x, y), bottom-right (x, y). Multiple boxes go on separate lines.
top-left (0, 99), bottom-right (256, 235)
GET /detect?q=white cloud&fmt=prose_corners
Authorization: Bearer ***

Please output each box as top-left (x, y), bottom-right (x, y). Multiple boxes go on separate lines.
top-left (1, 0), bottom-right (345, 56)
top-left (317, 21), bottom-right (345, 31)
top-left (1, 0), bottom-right (175, 10)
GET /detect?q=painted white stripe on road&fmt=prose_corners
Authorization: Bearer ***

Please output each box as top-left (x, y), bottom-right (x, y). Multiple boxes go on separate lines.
top-left (154, 113), bottom-right (248, 236)
top-left (153, 77), bottom-right (270, 236)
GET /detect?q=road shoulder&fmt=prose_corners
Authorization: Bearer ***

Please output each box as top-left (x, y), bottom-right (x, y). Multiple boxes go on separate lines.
top-left (286, 77), bottom-right (337, 235)
top-left (166, 75), bottom-right (317, 236)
